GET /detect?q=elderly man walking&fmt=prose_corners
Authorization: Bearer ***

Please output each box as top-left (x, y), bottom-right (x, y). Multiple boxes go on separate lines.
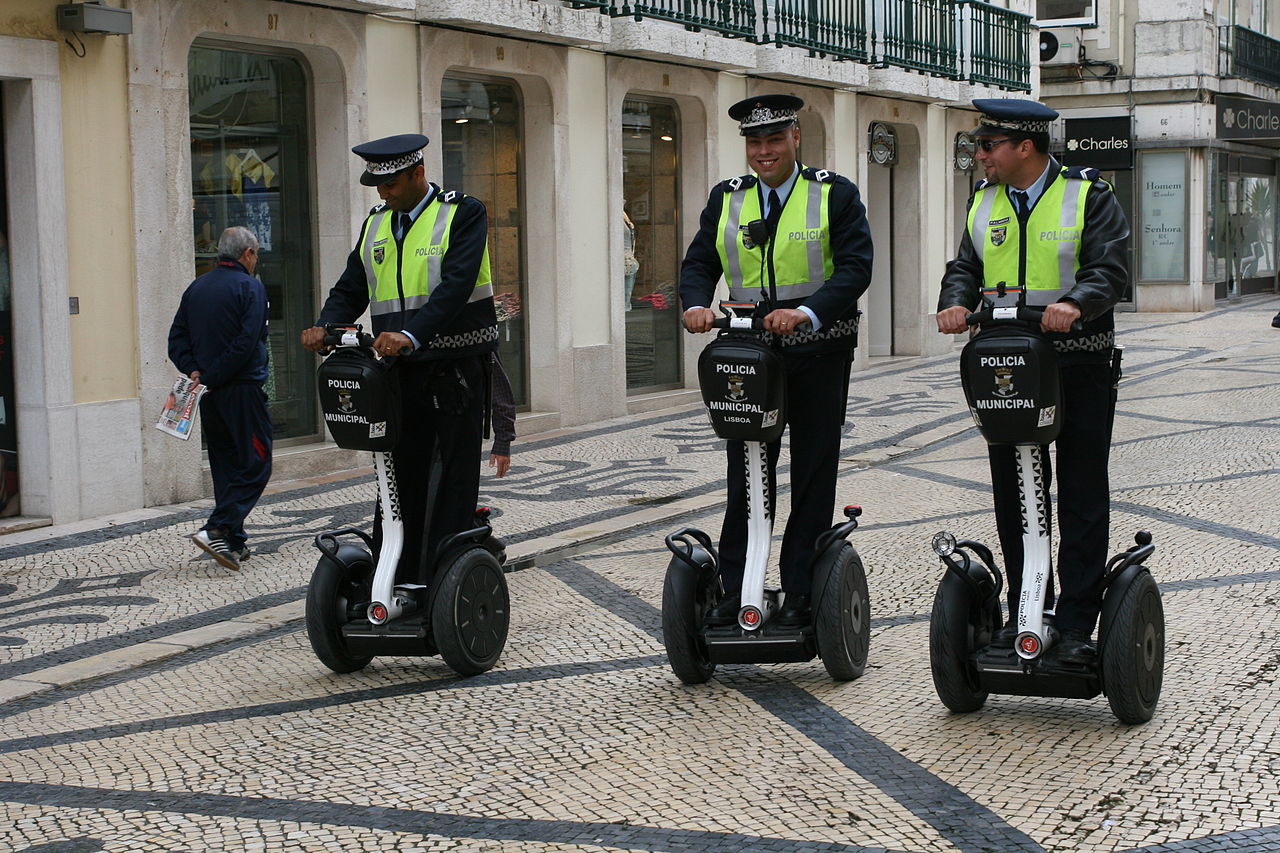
top-left (168, 226), bottom-right (272, 570)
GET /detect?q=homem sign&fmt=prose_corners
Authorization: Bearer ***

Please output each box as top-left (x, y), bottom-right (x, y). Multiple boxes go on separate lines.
top-left (1063, 116), bottom-right (1132, 170)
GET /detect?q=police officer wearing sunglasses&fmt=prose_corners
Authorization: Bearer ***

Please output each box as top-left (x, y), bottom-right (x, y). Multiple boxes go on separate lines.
top-left (936, 99), bottom-right (1130, 666)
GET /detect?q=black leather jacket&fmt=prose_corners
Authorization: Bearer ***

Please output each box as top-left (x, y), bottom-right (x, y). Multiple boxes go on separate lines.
top-left (938, 161), bottom-right (1130, 364)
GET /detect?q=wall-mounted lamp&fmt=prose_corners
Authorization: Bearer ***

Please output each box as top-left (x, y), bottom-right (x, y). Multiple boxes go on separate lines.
top-left (868, 121), bottom-right (897, 167)
top-left (954, 132), bottom-right (977, 172)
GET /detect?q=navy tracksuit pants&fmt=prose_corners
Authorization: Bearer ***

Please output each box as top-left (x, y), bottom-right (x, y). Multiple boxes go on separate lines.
top-left (201, 383), bottom-right (273, 548)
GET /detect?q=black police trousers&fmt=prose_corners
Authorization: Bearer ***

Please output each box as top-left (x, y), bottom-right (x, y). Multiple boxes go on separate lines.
top-left (717, 350), bottom-right (850, 598)
top-left (373, 354), bottom-right (486, 585)
top-left (989, 361), bottom-right (1114, 637)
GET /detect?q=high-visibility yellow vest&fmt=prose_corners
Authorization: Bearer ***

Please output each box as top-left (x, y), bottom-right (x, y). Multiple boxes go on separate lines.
top-left (966, 169), bottom-right (1092, 305)
top-left (715, 172), bottom-right (835, 303)
top-left (358, 194), bottom-right (493, 319)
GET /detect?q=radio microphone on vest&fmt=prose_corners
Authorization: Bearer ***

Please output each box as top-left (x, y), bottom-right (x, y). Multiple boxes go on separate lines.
top-left (746, 219), bottom-right (771, 249)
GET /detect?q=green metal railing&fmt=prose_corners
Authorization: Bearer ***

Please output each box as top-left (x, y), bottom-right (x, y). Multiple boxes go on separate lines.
top-left (764, 0), bottom-right (868, 63)
top-left (957, 0), bottom-right (1031, 91)
top-left (871, 0), bottom-right (957, 78)
top-left (1221, 25), bottom-right (1280, 88)
top-left (609, 0), bottom-right (758, 40)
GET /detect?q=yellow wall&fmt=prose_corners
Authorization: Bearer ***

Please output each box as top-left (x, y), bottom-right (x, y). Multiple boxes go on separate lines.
top-left (0, 1), bottom-right (137, 403)
top-left (62, 30), bottom-right (136, 402)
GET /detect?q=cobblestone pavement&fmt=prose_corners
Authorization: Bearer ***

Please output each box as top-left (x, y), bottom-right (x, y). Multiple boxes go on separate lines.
top-left (1, 297), bottom-right (1277, 852)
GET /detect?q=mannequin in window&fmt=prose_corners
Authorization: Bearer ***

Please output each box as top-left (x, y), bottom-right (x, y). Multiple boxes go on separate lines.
top-left (622, 208), bottom-right (639, 311)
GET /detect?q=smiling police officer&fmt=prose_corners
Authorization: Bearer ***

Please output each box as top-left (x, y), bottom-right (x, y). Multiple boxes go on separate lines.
top-left (302, 133), bottom-right (498, 585)
top-left (680, 94), bottom-right (874, 629)
top-left (937, 99), bottom-right (1131, 665)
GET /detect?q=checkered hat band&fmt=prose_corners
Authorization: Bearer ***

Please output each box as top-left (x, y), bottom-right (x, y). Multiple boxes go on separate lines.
top-left (741, 106), bottom-right (797, 129)
top-left (981, 117), bottom-right (1051, 133)
top-left (364, 150), bottom-right (423, 176)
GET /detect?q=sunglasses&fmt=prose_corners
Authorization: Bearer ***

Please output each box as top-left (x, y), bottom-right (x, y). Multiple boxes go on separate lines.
top-left (977, 137), bottom-right (1014, 152)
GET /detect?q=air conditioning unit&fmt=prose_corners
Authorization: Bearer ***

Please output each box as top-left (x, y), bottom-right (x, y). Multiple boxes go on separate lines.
top-left (1039, 27), bottom-right (1082, 66)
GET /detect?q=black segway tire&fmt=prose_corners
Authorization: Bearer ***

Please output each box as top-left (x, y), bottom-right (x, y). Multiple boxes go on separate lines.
top-left (1102, 570), bottom-right (1164, 725)
top-left (432, 547), bottom-right (509, 676)
top-left (928, 570), bottom-right (997, 713)
top-left (661, 557), bottom-right (719, 684)
top-left (815, 544), bottom-right (871, 682)
top-left (306, 553), bottom-right (375, 674)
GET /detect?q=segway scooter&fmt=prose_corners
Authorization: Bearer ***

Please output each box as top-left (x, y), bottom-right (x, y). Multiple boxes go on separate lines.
top-left (661, 302), bottom-right (871, 683)
top-left (928, 287), bottom-right (1164, 723)
top-left (305, 324), bottom-right (509, 677)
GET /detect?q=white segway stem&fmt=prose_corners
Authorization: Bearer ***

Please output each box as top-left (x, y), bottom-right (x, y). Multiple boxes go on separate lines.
top-left (1015, 444), bottom-right (1052, 659)
top-left (739, 440), bottom-right (776, 631)
top-left (368, 450), bottom-right (412, 625)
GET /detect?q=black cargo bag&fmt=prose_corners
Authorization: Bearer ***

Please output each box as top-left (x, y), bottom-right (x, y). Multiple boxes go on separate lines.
top-left (316, 348), bottom-right (402, 452)
top-left (960, 326), bottom-right (1062, 446)
top-left (697, 334), bottom-right (786, 443)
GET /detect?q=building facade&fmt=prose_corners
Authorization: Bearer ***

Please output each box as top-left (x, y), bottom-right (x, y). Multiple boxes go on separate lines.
top-left (2, 0), bottom-right (1041, 526)
top-left (1038, 0), bottom-right (1280, 311)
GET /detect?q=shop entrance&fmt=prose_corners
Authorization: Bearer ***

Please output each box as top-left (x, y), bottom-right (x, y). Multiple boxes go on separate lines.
top-left (1211, 152), bottom-right (1278, 299)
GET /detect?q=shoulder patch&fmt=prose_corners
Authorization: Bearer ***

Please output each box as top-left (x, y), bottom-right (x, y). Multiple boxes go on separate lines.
top-left (801, 166), bottom-right (839, 183)
top-left (437, 188), bottom-right (464, 204)
top-left (721, 174), bottom-right (758, 193)
top-left (1063, 165), bottom-right (1101, 182)
top-left (974, 179), bottom-right (992, 191)
top-left (369, 202), bottom-right (387, 215)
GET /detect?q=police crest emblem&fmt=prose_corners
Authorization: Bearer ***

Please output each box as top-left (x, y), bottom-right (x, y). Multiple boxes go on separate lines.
top-left (990, 226), bottom-right (1006, 247)
top-left (373, 245), bottom-right (385, 264)
top-left (993, 367), bottom-right (1015, 397)
top-left (727, 374), bottom-right (747, 401)
top-left (337, 390), bottom-right (356, 414)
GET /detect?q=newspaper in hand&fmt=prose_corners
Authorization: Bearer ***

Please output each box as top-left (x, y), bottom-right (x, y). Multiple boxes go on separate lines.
top-left (155, 376), bottom-right (207, 440)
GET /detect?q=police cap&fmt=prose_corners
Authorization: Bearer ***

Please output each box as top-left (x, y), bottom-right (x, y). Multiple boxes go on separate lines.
top-left (728, 94), bottom-right (804, 136)
top-left (971, 98), bottom-right (1058, 136)
top-left (351, 133), bottom-right (429, 186)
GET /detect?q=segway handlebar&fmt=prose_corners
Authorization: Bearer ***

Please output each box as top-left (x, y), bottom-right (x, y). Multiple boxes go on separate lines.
top-left (965, 307), bottom-right (1083, 333)
top-left (711, 315), bottom-right (766, 331)
top-left (319, 324), bottom-right (412, 356)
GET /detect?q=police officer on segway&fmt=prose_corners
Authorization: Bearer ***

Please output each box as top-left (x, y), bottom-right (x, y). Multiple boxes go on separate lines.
top-left (302, 133), bottom-right (498, 588)
top-left (680, 94), bottom-right (874, 630)
top-left (937, 99), bottom-right (1130, 665)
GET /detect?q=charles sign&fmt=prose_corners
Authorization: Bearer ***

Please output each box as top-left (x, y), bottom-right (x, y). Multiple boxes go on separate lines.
top-left (1217, 95), bottom-right (1280, 140)
top-left (1063, 116), bottom-right (1132, 170)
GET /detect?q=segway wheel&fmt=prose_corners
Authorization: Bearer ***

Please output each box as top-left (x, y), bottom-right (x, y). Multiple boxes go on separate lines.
top-left (306, 554), bottom-right (375, 674)
top-left (432, 547), bottom-right (509, 676)
top-left (928, 573), bottom-right (997, 713)
top-left (1102, 571), bottom-right (1164, 724)
top-left (815, 544), bottom-right (871, 682)
top-left (661, 558), bottom-right (719, 684)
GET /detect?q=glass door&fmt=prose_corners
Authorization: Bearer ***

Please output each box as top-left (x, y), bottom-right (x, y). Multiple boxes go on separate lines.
top-left (0, 98), bottom-right (18, 517)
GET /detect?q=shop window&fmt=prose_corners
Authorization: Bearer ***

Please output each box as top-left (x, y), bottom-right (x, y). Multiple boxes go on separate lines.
top-left (1137, 150), bottom-right (1188, 282)
top-left (188, 46), bottom-right (316, 440)
top-left (1209, 152), bottom-right (1277, 298)
top-left (622, 98), bottom-right (682, 393)
top-left (441, 77), bottom-right (527, 407)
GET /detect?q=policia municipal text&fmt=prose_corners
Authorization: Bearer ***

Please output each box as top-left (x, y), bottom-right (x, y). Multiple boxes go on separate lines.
top-left (937, 99), bottom-right (1130, 665)
top-left (302, 133), bottom-right (499, 584)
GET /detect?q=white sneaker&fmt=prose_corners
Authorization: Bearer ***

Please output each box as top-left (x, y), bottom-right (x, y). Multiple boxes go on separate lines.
top-left (192, 529), bottom-right (241, 571)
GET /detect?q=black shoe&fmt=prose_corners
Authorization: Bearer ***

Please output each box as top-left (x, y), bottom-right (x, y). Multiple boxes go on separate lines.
top-left (988, 622), bottom-right (1017, 649)
top-left (1272, 314), bottom-right (1280, 329)
top-left (773, 594), bottom-right (811, 629)
top-left (704, 594), bottom-right (740, 627)
top-left (1052, 631), bottom-right (1097, 665)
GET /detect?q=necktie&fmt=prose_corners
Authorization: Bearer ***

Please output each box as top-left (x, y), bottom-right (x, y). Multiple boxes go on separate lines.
top-left (398, 213), bottom-right (411, 238)
top-left (765, 189), bottom-right (782, 238)
top-left (1012, 190), bottom-right (1029, 219)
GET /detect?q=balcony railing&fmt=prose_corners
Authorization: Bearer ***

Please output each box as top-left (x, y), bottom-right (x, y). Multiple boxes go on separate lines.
top-left (956, 0), bottom-right (1031, 91)
top-left (1220, 24), bottom-right (1280, 89)
top-left (763, 0), bottom-right (868, 63)
top-left (609, 0), bottom-right (758, 40)
top-left (870, 0), bottom-right (957, 78)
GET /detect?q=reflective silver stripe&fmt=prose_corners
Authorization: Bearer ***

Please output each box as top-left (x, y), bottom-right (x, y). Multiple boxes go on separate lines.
top-left (805, 180), bottom-right (824, 284)
top-left (1025, 286), bottom-right (1071, 306)
top-left (1057, 179), bottom-right (1082, 290)
top-left (369, 299), bottom-right (401, 316)
top-left (361, 211), bottom-right (390, 299)
top-left (426, 203), bottom-right (451, 291)
top-left (723, 191), bottom-right (747, 290)
top-left (970, 189), bottom-right (997, 262)
top-left (731, 279), bottom-right (824, 301)
top-left (468, 282), bottom-right (494, 302)
top-left (394, 284), bottom-right (493, 314)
